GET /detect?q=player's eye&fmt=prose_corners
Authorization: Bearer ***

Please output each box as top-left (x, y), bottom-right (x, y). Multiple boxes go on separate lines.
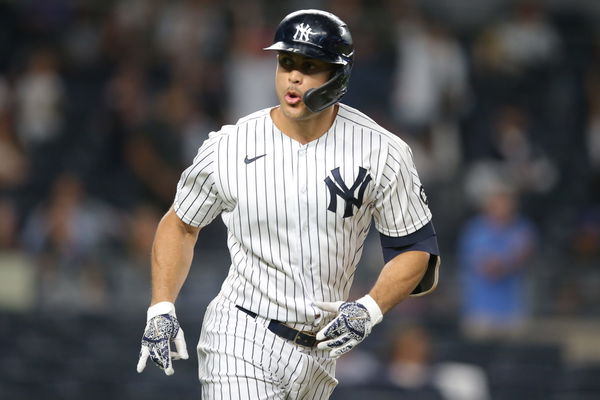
top-left (278, 56), bottom-right (294, 70)
top-left (278, 55), bottom-right (329, 75)
top-left (301, 61), bottom-right (329, 75)
top-left (302, 62), bottom-right (317, 73)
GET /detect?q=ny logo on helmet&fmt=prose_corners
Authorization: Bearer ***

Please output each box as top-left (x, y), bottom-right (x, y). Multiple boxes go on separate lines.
top-left (324, 167), bottom-right (372, 218)
top-left (293, 23), bottom-right (316, 43)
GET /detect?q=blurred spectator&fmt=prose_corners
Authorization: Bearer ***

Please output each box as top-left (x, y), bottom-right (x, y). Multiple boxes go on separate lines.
top-left (468, 0), bottom-right (562, 166)
top-left (0, 197), bottom-right (36, 311)
top-left (226, 5), bottom-right (277, 121)
top-left (341, 5), bottom-right (396, 125)
top-left (61, 3), bottom-right (104, 69)
top-left (0, 77), bottom-right (29, 192)
top-left (389, 3), bottom-right (469, 134)
top-left (334, 348), bottom-right (382, 386)
top-left (585, 36), bottom-right (600, 202)
top-left (564, 206), bottom-right (600, 316)
top-left (14, 48), bottom-right (66, 203)
top-left (405, 122), bottom-right (463, 187)
top-left (81, 60), bottom-right (149, 209)
top-left (385, 325), bottom-right (491, 400)
top-left (458, 180), bottom-right (537, 340)
top-left (154, 0), bottom-right (229, 65)
top-left (0, 198), bottom-right (20, 250)
top-left (153, 0), bottom-right (229, 123)
top-left (178, 102), bottom-right (217, 166)
top-left (470, 0), bottom-right (561, 116)
top-left (15, 48), bottom-right (65, 149)
top-left (587, 97), bottom-right (600, 186)
top-left (477, 0), bottom-right (561, 75)
top-left (490, 105), bottom-right (558, 194)
top-left (386, 325), bottom-right (443, 395)
top-left (463, 105), bottom-right (558, 215)
top-left (124, 80), bottom-right (197, 208)
top-left (21, 173), bottom-right (122, 313)
top-left (105, 60), bottom-right (149, 130)
top-left (0, 77), bottom-right (9, 117)
top-left (387, 2), bottom-right (467, 188)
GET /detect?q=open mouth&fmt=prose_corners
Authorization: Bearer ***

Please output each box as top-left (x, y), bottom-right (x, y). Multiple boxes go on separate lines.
top-left (285, 91), bottom-right (302, 105)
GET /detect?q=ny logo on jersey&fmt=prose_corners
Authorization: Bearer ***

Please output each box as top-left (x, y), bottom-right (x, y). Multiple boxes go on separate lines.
top-left (324, 167), bottom-right (372, 218)
top-left (293, 23), bottom-right (316, 43)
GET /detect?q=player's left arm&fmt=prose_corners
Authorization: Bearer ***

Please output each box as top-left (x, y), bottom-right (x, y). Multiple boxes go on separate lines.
top-left (315, 225), bottom-right (440, 358)
top-left (368, 250), bottom-right (430, 313)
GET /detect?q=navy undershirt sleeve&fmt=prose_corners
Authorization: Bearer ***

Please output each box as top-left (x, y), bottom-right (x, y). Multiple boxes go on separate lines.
top-left (379, 221), bottom-right (441, 296)
top-left (379, 221), bottom-right (439, 263)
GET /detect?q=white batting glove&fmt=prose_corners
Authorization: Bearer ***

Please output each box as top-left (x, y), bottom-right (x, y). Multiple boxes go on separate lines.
top-left (315, 295), bottom-right (383, 358)
top-left (136, 301), bottom-right (189, 376)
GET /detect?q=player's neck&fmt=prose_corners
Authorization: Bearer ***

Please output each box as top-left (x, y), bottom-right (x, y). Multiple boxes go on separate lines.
top-left (271, 105), bottom-right (338, 145)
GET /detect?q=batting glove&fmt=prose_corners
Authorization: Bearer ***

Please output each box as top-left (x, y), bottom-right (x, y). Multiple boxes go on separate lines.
top-left (137, 301), bottom-right (189, 376)
top-left (315, 295), bottom-right (383, 358)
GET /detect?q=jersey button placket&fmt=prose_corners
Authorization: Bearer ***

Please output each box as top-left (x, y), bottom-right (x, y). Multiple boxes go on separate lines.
top-left (297, 147), bottom-right (309, 234)
top-left (299, 148), bottom-right (307, 195)
top-left (294, 146), bottom-right (312, 309)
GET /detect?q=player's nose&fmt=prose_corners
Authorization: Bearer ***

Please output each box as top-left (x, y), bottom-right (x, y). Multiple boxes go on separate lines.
top-left (288, 69), bottom-right (302, 84)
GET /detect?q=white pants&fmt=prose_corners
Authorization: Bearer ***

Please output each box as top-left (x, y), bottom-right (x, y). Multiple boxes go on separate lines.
top-left (197, 294), bottom-right (338, 399)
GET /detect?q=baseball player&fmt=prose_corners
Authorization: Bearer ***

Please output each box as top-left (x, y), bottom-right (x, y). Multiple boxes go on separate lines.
top-left (137, 9), bottom-right (440, 399)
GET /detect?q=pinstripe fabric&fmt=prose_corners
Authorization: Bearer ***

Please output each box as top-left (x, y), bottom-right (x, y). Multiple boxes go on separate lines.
top-left (198, 294), bottom-right (337, 399)
top-left (174, 103), bottom-right (432, 332)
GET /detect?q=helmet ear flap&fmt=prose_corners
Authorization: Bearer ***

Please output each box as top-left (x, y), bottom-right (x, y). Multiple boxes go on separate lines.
top-left (303, 63), bottom-right (352, 112)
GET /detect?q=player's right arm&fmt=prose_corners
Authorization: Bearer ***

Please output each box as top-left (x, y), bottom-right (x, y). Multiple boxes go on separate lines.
top-left (138, 130), bottom-right (225, 375)
top-left (137, 207), bottom-right (198, 375)
top-left (150, 207), bottom-right (200, 305)
top-left (151, 129), bottom-right (225, 304)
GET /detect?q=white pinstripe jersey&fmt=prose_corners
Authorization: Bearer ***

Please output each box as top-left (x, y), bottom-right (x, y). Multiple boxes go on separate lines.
top-left (174, 103), bottom-right (432, 331)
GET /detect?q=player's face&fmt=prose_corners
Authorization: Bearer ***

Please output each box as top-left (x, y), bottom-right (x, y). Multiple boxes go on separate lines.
top-left (275, 52), bottom-right (333, 120)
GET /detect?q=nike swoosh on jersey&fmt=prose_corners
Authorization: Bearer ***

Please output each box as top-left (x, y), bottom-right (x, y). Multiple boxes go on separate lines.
top-left (244, 154), bottom-right (267, 164)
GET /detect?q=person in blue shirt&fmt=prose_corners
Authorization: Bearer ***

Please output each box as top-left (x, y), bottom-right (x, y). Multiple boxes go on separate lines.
top-left (458, 181), bottom-right (537, 339)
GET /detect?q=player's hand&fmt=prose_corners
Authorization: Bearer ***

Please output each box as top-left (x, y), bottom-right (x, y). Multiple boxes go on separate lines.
top-left (137, 301), bottom-right (189, 376)
top-left (315, 295), bottom-right (383, 358)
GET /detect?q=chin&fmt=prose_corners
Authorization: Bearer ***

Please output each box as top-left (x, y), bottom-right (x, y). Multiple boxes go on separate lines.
top-left (280, 102), bottom-right (313, 120)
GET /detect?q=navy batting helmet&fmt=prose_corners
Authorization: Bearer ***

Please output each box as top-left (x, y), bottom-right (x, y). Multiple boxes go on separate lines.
top-left (264, 9), bottom-right (354, 113)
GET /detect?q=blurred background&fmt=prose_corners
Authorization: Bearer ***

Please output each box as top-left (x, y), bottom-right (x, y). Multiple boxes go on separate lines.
top-left (0, 0), bottom-right (599, 399)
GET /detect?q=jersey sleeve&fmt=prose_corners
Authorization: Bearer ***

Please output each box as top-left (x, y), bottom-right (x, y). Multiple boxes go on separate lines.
top-left (373, 140), bottom-right (432, 237)
top-left (173, 135), bottom-right (225, 228)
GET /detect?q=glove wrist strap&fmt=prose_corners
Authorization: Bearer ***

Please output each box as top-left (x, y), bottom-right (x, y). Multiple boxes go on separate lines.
top-left (147, 301), bottom-right (176, 321)
top-left (357, 295), bottom-right (383, 325)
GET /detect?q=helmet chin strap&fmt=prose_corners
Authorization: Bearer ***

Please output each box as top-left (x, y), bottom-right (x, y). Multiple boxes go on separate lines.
top-left (303, 64), bottom-right (351, 113)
